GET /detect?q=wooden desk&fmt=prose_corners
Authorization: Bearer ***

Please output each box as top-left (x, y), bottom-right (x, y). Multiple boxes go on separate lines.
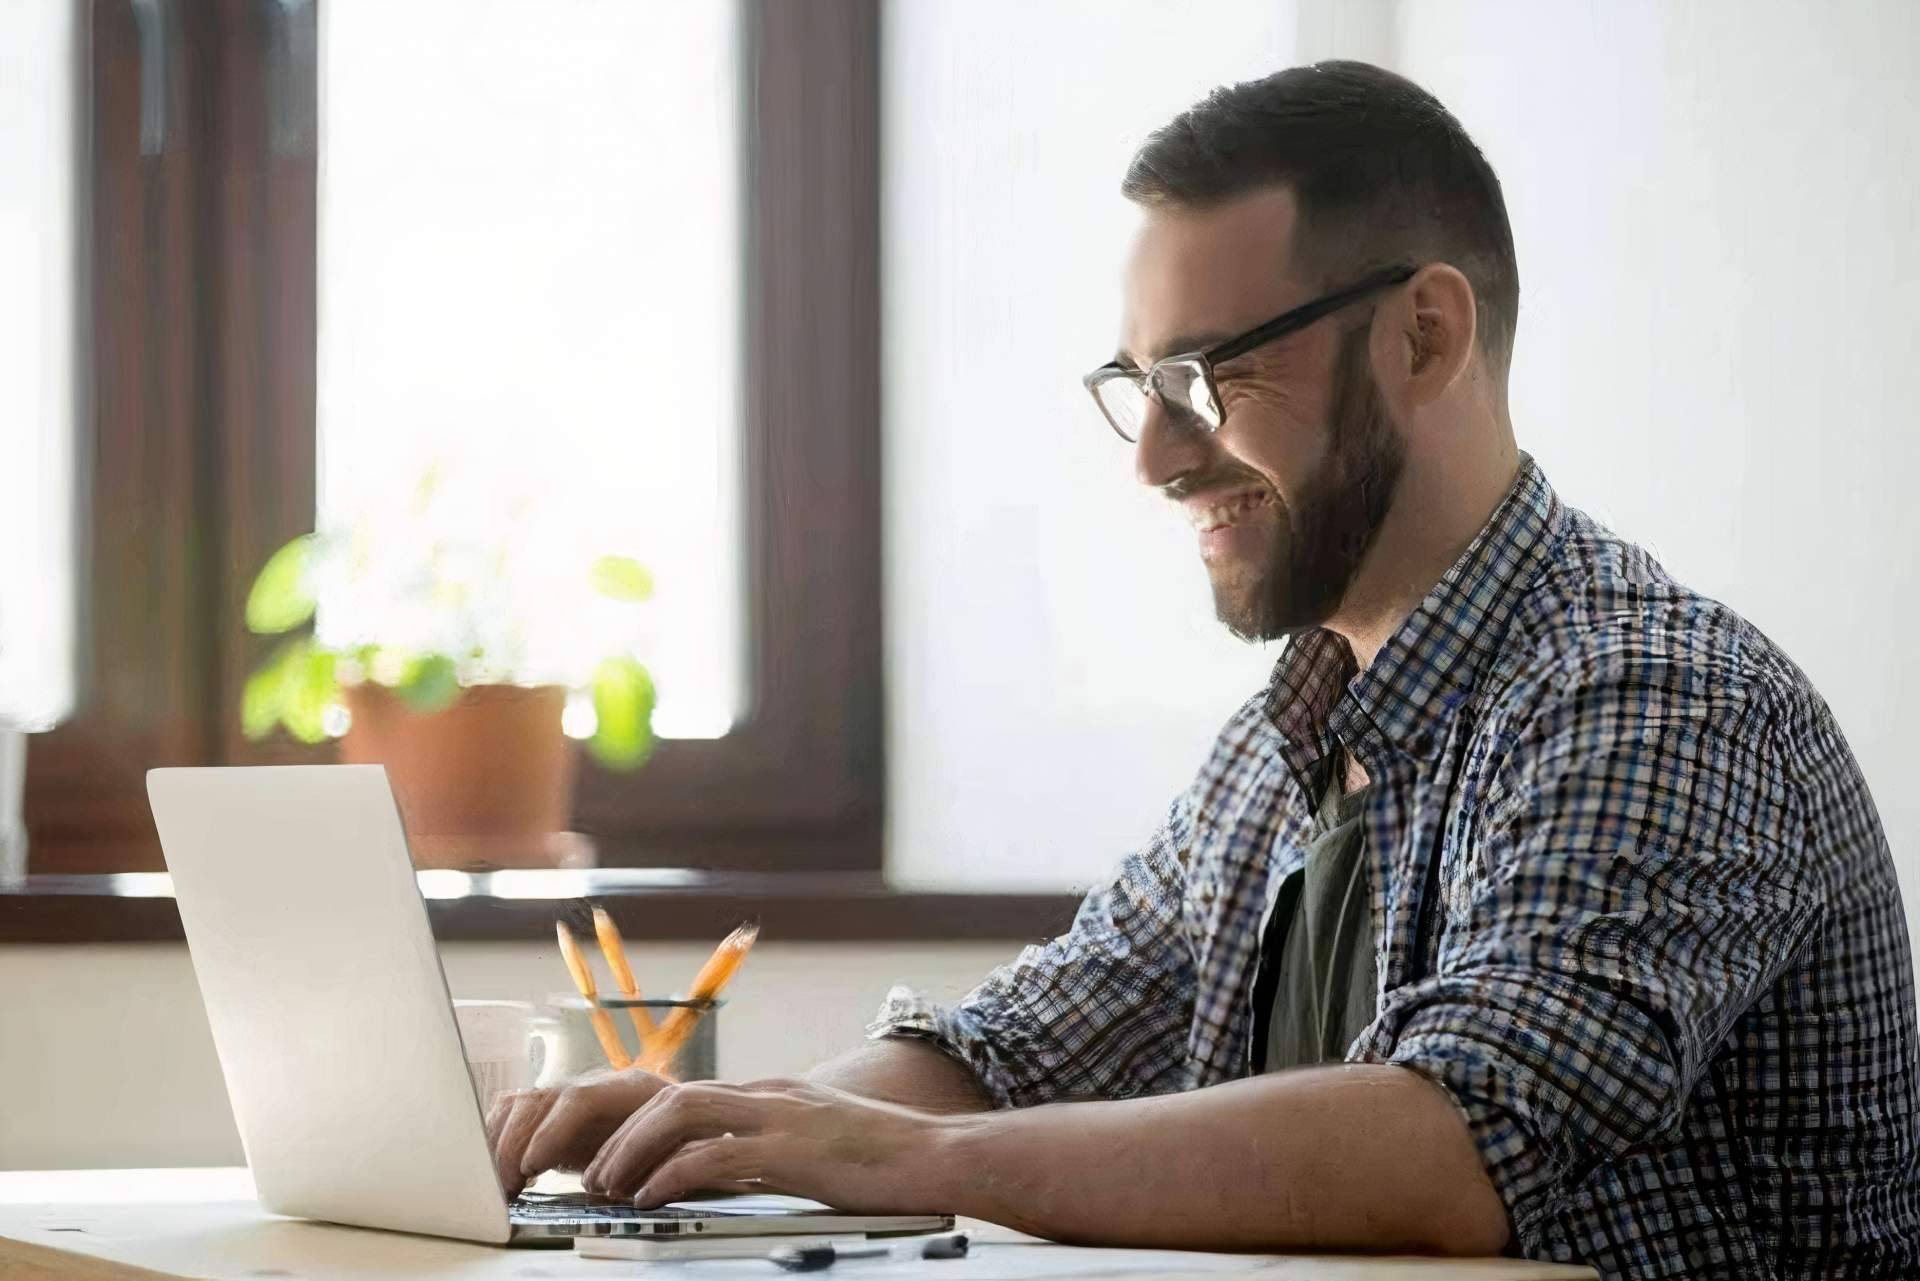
top-left (0, 1170), bottom-right (1597, 1280)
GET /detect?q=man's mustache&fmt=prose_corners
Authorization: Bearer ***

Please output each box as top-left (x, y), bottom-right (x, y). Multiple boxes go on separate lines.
top-left (1160, 466), bottom-right (1273, 504)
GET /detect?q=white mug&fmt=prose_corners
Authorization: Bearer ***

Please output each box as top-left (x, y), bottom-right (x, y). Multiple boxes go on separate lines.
top-left (452, 999), bottom-right (562, 1115)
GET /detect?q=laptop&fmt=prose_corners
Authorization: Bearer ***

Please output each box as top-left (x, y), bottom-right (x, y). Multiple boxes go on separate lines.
top-left (148, 765), bottom-right (953, 1245)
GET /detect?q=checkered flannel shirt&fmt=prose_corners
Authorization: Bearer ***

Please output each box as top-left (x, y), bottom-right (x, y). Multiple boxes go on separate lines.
top-left (872, 457), bottom-right (1920, 1278)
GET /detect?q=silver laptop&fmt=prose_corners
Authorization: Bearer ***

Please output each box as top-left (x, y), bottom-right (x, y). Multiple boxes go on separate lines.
top-left (148, 765), bottom-right (951, 1245)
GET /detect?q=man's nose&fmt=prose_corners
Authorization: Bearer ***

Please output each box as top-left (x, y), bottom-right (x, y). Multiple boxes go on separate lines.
top-left (1133, 399), bottom-right (1213, 490)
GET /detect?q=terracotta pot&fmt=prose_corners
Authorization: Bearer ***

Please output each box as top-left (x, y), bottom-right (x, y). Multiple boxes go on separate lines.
top-left (338, 682), bottom-right (581, 871)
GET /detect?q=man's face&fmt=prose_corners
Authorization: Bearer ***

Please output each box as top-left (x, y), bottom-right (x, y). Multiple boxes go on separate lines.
top-left (1119, 188), bottom-right (1405, 641)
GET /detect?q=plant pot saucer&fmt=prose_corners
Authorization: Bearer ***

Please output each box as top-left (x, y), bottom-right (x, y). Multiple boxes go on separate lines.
top-left (406, 830), bottom-right (595, 872)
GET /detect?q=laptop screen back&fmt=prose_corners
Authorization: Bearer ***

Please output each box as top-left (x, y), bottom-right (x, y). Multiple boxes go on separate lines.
top-left (149, 765), bottom-right (510, 1244)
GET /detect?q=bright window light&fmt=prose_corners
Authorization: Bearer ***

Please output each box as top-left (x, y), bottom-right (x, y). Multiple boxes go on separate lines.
top-left (0, 1168), bottom-right (256, 1205)
top-left (0, 1), bottom-right (78, 732)
top-left (317, 1), bottom-right (742, 740)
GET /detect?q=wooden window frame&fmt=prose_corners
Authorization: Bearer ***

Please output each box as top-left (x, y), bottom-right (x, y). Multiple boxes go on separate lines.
top-left (25, 0), bottom-right (885, 877)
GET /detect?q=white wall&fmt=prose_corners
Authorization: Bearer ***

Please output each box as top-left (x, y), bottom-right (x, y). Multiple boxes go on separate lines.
top-left (1390, 0), bottom-right (1920, 958)
top-left (882, 1), bottom-right (1297, 892)
top-left (0, 941), bottom-right (1014, 1170)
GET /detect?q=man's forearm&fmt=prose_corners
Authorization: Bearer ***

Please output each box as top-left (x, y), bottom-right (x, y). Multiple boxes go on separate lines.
top-left (928, 1063), bottom-right (1509, 1255)
top-left (805, 1037), bottom-right (993, 1114)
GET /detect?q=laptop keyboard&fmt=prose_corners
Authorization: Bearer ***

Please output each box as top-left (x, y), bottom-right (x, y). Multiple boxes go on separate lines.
top-left (511, 1191), bottom-right (714, 1222)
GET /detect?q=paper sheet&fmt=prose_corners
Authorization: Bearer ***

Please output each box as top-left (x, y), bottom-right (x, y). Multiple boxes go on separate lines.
top-left (572, 1241), bottom-right (1269, 1280)
top-left (659, 1193), bottom-right (834, 1216)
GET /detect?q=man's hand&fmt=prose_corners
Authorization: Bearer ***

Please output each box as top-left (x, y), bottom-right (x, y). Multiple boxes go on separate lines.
top-left (484, 1068), bottom-right (673, 1197)
top-left (579, 1077), bottom-right (953, 1212)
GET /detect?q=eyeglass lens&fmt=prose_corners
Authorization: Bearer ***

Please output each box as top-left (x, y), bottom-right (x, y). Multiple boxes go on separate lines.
top-left (1093, 359), bottom-right (1220, 442)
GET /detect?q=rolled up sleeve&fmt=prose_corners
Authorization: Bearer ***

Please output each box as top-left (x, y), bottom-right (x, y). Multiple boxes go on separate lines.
top-left (868, 796), bottom-right (1199, 1109)
top-left (1353, 636), bottom-right (1821, 1244)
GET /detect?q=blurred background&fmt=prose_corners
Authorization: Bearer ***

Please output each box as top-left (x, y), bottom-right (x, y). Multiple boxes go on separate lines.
top-left (1, 0), bottom-right (1915, 1169)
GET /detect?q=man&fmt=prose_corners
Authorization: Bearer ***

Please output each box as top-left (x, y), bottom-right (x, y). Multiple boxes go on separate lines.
top-left (488, 62), bottom-right (1919, 1277)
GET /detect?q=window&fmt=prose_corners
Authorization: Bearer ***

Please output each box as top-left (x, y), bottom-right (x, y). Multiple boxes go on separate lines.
top-left (0, 0), bottom-right (80, 738)
top-left (24, 1), bottom-right (882, 876)
top-left (318, 0), bottom-right (742, 739)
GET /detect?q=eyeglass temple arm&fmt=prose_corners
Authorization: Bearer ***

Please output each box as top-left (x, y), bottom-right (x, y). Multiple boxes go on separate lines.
top-left (1205, 264), bottom-right (1418, 366)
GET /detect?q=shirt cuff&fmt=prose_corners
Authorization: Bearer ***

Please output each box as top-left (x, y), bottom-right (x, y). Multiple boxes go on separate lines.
top-left (865, 984), bottom-right (1018, 1109)
top-left (1379, 1023), bottom-right (1561, 1246)
top-left (1350, 970), bottom-right (1660, 1251)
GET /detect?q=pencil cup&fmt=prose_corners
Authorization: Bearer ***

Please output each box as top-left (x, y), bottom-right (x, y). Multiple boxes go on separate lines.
top-left (538, 995), bottom-right (722, 1084)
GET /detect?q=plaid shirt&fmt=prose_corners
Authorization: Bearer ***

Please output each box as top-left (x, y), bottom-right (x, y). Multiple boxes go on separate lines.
top-left (874, 457), bottom-right (1920, 1278)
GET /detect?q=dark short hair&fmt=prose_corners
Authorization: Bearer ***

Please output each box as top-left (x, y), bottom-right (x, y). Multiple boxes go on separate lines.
top-left (1123, 61), bottom-right (1520, 381)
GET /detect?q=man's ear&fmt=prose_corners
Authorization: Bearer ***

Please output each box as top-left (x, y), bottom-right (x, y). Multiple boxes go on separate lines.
top-left (1392, 263), bottom-right (1477, 407)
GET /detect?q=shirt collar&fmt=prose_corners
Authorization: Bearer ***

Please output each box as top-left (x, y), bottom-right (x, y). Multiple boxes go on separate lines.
top-left (1264, 454), bottom-right (1561, 791)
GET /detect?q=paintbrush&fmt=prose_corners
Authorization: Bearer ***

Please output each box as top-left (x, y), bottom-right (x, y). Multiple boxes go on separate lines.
top-left (592, 906), bottom-right (659, 1056)
top-left (639, 920), bottom-right (758, 1075)
top-left (556, 920), bottom-right (631, 1070)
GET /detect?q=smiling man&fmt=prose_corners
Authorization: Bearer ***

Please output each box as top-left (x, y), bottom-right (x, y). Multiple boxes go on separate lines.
top-left (488, 62), bottom-right (1920, 1278)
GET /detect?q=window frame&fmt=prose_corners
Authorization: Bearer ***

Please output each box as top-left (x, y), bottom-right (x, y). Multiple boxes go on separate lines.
top-left (25, 0), bottom-right (885, 877)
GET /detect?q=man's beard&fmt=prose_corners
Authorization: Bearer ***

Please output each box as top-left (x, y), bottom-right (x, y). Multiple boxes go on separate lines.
top-left (1213, 323), bottom-right (1406, 642)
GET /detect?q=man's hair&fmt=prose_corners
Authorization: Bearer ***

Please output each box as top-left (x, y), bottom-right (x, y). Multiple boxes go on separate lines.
top-left (1123, 61), bottom-right (1520, 383)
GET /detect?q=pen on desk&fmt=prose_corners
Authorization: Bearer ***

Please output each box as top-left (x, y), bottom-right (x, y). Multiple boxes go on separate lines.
top-left (638, 919), bottom-right (758, 1074)
top-left (591, 906), bottom-right (659, 1055)
top-left (555, 921), bottom-right (631, 1070)
top-left (771, 1231), bottom-right (970, 1271)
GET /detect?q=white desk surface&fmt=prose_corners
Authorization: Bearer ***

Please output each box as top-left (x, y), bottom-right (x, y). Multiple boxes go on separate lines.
top-left (0, 1169), bottom-right (1598, 1280)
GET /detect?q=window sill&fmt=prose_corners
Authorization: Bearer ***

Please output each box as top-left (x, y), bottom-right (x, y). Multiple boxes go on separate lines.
top-left (0, 869), bottom-right (1079, 945)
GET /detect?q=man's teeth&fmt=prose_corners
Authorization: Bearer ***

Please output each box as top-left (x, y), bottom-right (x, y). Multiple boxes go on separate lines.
top-left (1189, 490), bottom-right (1275, 532)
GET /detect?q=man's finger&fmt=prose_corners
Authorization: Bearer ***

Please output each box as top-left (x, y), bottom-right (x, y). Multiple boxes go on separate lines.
top-left (484, 1095), bottom-right (514, 1154)
top-left (494, 1092), bottom-right (559, 1196)
top-left (585, 1084), bottom-right (757, 1198)
top-left (579, 1108), bottom-right (634, 1194)
top-left (580, 1082), bottom-right (769, 1193)
top-left (485, 1088), bottom-right (536, 1155)
top-left (580, 1091), bottom-right (671, 1194)
top-left (519, 1084), bottom-right (605, 1177)
top-left (519, 1072), bottom-right (670, 1177)
top-left (632, 1136), bottom-right (768, 1206)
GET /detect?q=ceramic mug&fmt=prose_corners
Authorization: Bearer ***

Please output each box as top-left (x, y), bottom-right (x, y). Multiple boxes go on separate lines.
top-left (452, 999), bottom-right (561, 1115)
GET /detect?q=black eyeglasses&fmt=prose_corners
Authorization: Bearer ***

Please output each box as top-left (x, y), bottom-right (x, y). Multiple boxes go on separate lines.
top-left (1082, 263), bottom-right (1418, 443)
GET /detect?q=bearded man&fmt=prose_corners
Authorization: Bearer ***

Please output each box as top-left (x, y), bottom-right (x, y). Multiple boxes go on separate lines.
top-left (489, 61), bottom-right (1919, 1280)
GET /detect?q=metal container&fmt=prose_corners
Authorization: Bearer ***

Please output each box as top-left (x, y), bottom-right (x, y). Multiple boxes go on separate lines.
top-left (537, 994), bottom-right (721, 1083)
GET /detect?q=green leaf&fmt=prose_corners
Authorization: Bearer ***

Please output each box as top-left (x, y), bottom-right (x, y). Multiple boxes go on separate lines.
top-left (280, 642), bottom-right (338, 744)
top-left (240, 648), bottom-right (289, 740)
top-left (589, 555), bottom-right (654, 602)
top-left (413, 461), bottom-right (443, 512)
top-left (588, 656), bottom-right (656, 770)
top-left (245, 534), bottom-right (319, 634)
top-left (395, 653), bottom-right (461, 714)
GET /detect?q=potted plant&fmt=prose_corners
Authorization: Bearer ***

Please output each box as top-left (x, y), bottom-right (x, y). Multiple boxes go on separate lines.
top-left (238, 466), bottom-right (658, 870)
